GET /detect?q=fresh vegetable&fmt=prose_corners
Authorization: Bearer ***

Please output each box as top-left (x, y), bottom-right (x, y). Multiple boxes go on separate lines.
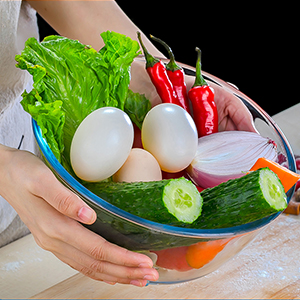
top-left (113, 148), bottom-right (162, 183)
top-left (84, 168), bottom-right (287, 251)
top-left (132, 124), bottom-right (143, 149)
top-left (153, 246), bottom-right (193, 272)
top-left (87, 168), bottom-right (286, 230)
top-left (70, 107), bottom-right (134, 182)
top-left (137, 32), bottom-right (181, 106)
top-left (85, 177), bottom-right (202, 224)
top-left (186, 237), bottom-right (234, 269)
top-left (187, 131), bottom-right (278, 188)
top-left (281, 155), bottom-right (300, 215)
top-left (141, 103), bottom-right (198, 173)
top-left (150, 35), bottom-right (190, 113)
top-left (250, 157), bottom-right (300, 192)
top-left (188, 48), bottom-right (218, 137)
top-left (162, 170), bottom-right (187, 180)
top-left (18, 31), bottom-right (290, 261)
top-left (295, 155), bottom-right (300, 171)
top-left (124, 90), bottom-right (151, 130)
top-left (154, 237), bottom-right (235, 271)
top-left (187, 168), bottom-right (287, 229)
top-left (16, 32), bottom-right (146, 172)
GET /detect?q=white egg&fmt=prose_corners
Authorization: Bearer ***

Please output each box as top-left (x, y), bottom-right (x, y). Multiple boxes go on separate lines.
top-left (113, 148), bottom-right (162, 183)
top-left (141, 103), bottom-right (198, 173)
top-left (70, 107), bottom-right (133, 182)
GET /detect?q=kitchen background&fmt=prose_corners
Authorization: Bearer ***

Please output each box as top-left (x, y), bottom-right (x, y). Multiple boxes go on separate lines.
top-left (36, 1), bottom-right (296, 116)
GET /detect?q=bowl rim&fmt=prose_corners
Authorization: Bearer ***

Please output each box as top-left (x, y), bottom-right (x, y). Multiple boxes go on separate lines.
top-left (32, 59), bottom-right (296, 239)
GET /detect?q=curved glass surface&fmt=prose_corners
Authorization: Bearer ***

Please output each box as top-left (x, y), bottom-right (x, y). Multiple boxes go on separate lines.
top-left (32, 63), bottom-right (296, 240)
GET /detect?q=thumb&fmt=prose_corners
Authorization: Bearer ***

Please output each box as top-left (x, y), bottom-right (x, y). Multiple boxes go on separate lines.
top-left (35, 169), bottom-right (97, 224)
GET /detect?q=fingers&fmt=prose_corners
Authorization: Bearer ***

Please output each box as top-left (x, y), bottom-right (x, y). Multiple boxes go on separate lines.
top-left (53, 247), bottom-right (155, 286)
top-left (224, 100), bottom-right (257, 133)
top-left (35, 219), bottom-right (159, 286)
top-left (31, 167), bottom-right (97, 224)
top-left (31, 166), bottom-right (155, 272)
top-left (60, 220), bottom-right (155, 270)
top-left (2, 149), bottom-right (158, 285)
top-left (30, 205), bottom-right (158, 286)
top-left (219, 101), bottom-right (255, 132)
top-left (56, 253), bottom-right (150, 287)
top-left (211, 82), bottom-right (257, 133)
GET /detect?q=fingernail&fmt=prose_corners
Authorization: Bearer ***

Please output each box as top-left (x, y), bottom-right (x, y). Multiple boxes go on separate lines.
top-left (143, 275), bottom-right (155, 281)
top-left (78, 206), bottom-right (95, 223)
top-left (138, 262), bottom-right (152, 268)
top-left (130, 280), bottom-right (143, 287)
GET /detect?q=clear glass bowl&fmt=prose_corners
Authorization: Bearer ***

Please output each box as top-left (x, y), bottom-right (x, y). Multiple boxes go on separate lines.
top-left (32, 58), bottom-right (296, 284)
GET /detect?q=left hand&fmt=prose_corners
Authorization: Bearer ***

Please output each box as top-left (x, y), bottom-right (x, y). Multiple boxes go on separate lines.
top-left (0, 146), bottom-right (158, 287)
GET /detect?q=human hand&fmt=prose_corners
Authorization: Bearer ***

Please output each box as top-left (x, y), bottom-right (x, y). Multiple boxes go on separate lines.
top-left (209, 81), bottom-right (257, 132)
top-left (0, 145), bottom-right (158, 286)
top-left (184, 75), bottom-right (256, 133)
top-left (131, 59), bottom-right (256, 133)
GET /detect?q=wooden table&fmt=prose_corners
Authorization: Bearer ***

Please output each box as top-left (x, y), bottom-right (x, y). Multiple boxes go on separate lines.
top-left (1, 104), bottom-right (300, 299)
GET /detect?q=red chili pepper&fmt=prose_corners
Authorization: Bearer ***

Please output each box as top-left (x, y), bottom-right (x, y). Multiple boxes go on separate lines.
top-left (137, 32), bottom-right (180, 106)
top-left (188, 48), bottom-right (218, 137)
top-left (150, 35), bottom-right (190, 113)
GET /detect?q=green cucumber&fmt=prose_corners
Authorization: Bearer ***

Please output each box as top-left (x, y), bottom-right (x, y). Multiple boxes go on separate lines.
top-left (86, 168), bottom-right (286, 229)
top-left (188, 167), bottom-right (287, 229)
top-left (85, 177), bottom-right (202, 225)
top-left (83, 168), bottom-right (287, 251)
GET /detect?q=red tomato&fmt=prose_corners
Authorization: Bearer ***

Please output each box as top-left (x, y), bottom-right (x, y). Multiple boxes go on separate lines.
top-left (162, 170), bottom-right (187, 180)
top-left (295, 156), bottom-right (300, 171)
top-left (196, 185), bottom-right (205, 192)
top-left (152, 246), bottom-right (193, 272)
top-left (295, 180), bottom-right (300, 191)
top-left (132, 124), bottom-right (143, 148)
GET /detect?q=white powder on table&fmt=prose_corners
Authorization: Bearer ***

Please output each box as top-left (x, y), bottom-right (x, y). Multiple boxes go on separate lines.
top-left (0, 260), bottom-right (24, 272)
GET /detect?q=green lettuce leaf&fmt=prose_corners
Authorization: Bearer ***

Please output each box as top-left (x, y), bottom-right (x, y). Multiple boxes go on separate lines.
top-left (21, 89), bottom-right (65, 160)
top-left (124, 90), bottom-right (151, 130)
top-left (16, 32), bottom-right (141, 167)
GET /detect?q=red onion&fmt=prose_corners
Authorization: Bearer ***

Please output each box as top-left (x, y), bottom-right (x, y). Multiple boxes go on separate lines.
top-left (186, 131), bottom-right (278, 188)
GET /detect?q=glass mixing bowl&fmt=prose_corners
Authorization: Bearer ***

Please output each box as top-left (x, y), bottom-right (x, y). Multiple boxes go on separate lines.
top-left (32, 57), bottom-right (296, 284)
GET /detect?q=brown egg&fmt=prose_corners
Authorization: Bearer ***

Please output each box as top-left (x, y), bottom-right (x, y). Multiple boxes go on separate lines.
top-left (113, 148), bottom-right (162, 183)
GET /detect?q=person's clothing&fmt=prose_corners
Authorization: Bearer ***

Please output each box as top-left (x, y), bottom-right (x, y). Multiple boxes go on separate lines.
top-left (0, 0), bottom-right (39, 247)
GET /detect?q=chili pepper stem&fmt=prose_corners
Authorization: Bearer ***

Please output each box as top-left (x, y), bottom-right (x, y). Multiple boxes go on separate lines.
top-left (150, 35), bottom-right (181, 72)
top-left (137, 32), bottom-right (160, 68)
top-left (193, 47), bottom-right (208, 87)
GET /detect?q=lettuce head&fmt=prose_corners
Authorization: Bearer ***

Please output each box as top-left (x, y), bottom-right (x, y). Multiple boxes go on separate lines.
top-left (15, 31), bottom-right (148, 173)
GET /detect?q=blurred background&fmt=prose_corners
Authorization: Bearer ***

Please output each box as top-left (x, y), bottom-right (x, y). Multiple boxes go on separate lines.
top-left (37, 1), bottom-right (295, 116)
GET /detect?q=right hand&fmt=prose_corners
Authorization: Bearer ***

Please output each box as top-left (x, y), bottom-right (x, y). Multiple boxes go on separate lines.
top-left (130, 59), bottom-right (257, 133)
top-left (0, 145), bottom-right (158, 286)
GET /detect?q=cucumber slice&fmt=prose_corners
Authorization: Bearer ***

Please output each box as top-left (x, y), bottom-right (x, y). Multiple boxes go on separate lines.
top-left (163, 178), bottom-right (202, 223)
top-left (259, 168), bottom-right (287, 210)
top-left (85, 177), bottom-right (202, 225)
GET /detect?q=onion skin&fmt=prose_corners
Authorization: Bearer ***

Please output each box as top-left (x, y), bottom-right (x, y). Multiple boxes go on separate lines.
top-left (186, 131), bottom-right (278, 188)
top-left (187, 169), bottom-right (245, 189)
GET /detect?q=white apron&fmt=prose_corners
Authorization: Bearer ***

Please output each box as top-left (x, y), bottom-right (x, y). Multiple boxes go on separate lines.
top-left (0, 0), bottom-right (39, 247)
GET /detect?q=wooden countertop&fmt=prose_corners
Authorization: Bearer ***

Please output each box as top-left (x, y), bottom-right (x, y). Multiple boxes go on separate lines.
top-left (1, 104), bottom-right (300, 299)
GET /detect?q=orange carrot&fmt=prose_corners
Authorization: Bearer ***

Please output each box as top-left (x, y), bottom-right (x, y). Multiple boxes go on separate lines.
top-left (186, 237), bottom-right (234, 269)
top-left (250, 157), bottom-right (300, 192)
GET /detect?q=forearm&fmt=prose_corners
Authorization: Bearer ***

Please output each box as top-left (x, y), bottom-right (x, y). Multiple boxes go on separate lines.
top-left (26, 0), bottom-right (163, 56)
